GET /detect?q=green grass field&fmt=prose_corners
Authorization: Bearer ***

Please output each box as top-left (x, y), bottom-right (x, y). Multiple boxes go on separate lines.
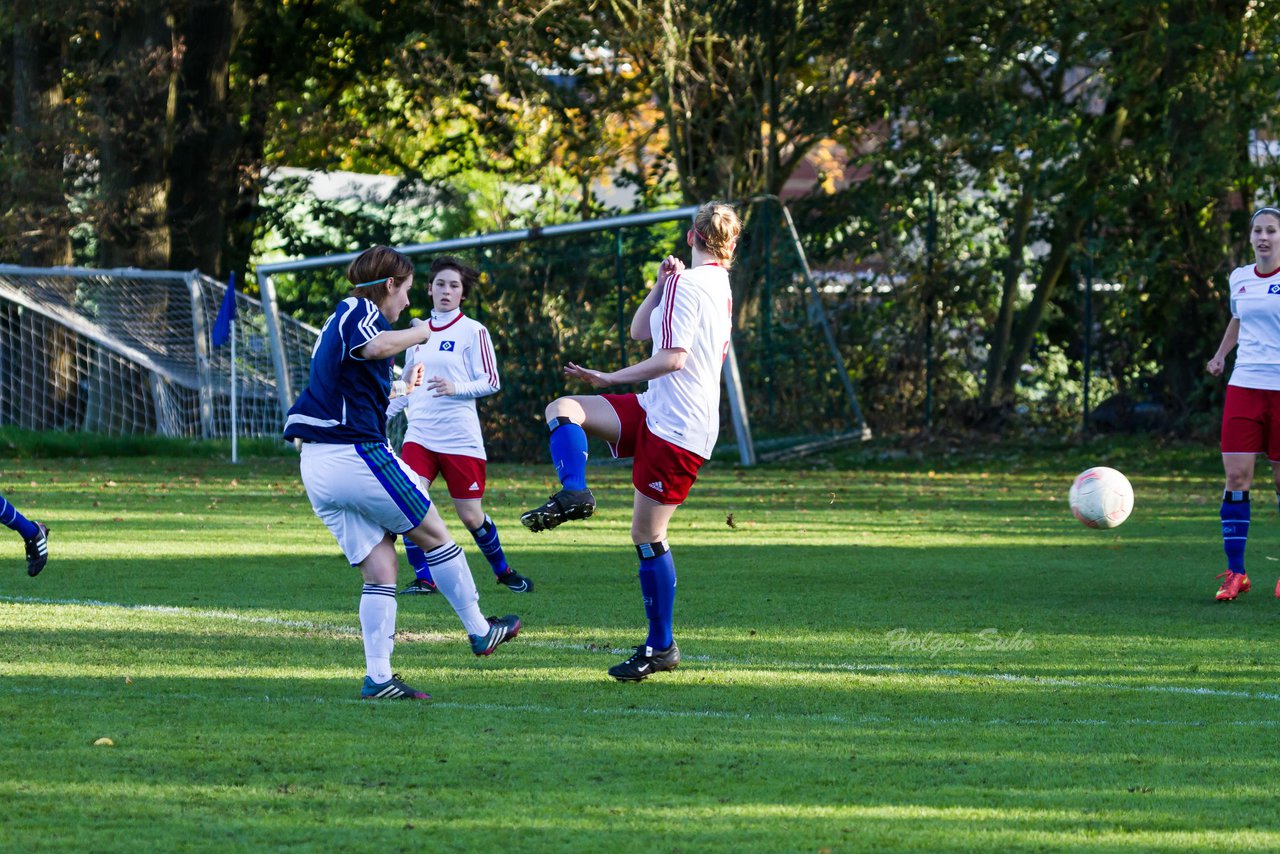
top-left (3, 440), bottom-right (1279, 852)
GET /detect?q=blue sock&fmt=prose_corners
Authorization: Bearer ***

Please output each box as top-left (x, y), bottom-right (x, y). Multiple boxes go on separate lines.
top-left (548, 417), bottom-right (588, 491)
top-left (637, 541), bottom-right (676, 650)
top-left (470, 515), bottom-right (510, 576)
top-left (404, 540), bottom-right (436, 585)
top-left (1221, 490), bottom-right (1250, 573)
top-left (0, 494), bottom-right (38, 540)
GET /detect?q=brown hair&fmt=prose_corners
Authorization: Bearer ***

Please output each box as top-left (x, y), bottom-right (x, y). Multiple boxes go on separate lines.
top-left (347, 245), bottom-right (414, 304)
top-left (691, 201), bottom-right (742, 266)
top-left (1251, 207), bottom-right (1280, 226)
top-left (428, 255), bottom-right (480, 300)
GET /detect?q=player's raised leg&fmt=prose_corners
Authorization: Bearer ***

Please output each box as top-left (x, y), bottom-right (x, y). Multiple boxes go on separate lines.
top-left (521, 396), bottom-right (621, 532)
top-left (403, 503), bottom-right (520, 655)
top-left (0, 492), bottom-right (47, 577)
top-left (608, 492), bottom-right (683, 682)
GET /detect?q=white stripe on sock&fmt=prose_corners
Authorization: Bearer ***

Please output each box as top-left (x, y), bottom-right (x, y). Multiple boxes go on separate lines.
top-left (423, 540), bottom-right (488, 636)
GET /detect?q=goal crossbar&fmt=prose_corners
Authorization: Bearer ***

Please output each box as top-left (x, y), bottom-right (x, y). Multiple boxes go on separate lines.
top-left (256, 206), bottom-right (761, 465)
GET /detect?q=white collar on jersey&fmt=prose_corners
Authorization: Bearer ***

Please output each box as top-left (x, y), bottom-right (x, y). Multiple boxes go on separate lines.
top-left (431, 307), bottom-right (462, 324)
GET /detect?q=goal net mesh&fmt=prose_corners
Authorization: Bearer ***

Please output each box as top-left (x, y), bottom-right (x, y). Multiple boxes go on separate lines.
top-left (263, 199), bottom-right (865, 463)
top-left (0, 266), bottom-right (318, 438)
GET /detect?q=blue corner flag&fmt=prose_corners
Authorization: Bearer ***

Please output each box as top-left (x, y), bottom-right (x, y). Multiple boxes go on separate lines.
top-left (212, 272), bottom-right (237, 347)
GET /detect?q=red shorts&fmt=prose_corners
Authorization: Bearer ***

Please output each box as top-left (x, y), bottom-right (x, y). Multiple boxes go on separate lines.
top-left (600, 393), bottom-right (706, 505)
top-left (1221, 385), bottom-right (1280, 461)
top-left (400, 442), bottom-right (486, 500)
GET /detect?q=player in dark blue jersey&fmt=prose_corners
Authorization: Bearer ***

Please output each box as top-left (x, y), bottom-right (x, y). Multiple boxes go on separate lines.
top-left (284, 246), bottom-right (521, 700)
top-left (1, 493), bottom-right (47, 577)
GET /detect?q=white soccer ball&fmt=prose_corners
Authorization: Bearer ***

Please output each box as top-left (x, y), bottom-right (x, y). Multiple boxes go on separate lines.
top-left (1069, 466), bottom-right (1134, 529)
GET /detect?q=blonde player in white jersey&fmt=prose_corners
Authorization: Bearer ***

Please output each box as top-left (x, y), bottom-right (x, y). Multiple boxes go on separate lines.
top-left (521, 200), bottom-right (742, 681)
top-left (388, 257), bottom-right (533, 595)
top-left (1208, 207), bottom-right (1280, 602)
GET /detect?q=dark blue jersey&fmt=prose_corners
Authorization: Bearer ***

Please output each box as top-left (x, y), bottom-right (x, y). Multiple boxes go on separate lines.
top-left (284, 297), bottom-right (393, 444)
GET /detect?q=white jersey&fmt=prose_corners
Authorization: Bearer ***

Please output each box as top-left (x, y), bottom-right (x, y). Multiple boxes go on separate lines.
top-left (1229, 264), bottom-right (1280, 391)
top-left (387, 309), bottom-right (500, 458)
top-left (638, 263), bottom-right (733, 458)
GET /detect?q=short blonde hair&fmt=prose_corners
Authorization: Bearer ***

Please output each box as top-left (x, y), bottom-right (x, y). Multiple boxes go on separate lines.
top-left (692, 201), bottom-right (742, 265)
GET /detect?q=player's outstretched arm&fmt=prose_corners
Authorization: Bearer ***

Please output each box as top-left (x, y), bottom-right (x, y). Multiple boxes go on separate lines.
top-left (565, 348), bottom-right (687, 389)
top-left (356, 319), bottom-right (431, 361)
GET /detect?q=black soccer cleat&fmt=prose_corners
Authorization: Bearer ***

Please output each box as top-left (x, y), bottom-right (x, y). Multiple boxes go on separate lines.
top-left (496, 569), bottom-right (534, 593)
top-left (470, 614), bottom-right (522, 656)
top-left (398, 578), bottom-right (439, 596)
top-left (361, 673), bottom-right (430, 700)
top-left (520, 488), bottom-right (596, 532)
top-left (608, 643), bottom-right (681, 682)
top-left (24, 521), bottom-right (48, 577)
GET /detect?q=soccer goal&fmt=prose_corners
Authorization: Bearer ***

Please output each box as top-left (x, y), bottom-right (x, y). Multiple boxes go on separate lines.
top-left (0, 264), bottom-right (318, 438)
top-left (257, 199), bottom-right (868, 465)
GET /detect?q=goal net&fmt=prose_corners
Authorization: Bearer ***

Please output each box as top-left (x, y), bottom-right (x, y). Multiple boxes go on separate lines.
top-left (258, 198), bottom-right (868, 464)
top-left (0, 265), bottom-right (319, 438)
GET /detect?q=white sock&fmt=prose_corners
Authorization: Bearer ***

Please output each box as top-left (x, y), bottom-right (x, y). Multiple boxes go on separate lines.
top-left (359, 584), bottom-right (397, 683)
top-left (423, 541), bottom-right (490, 636)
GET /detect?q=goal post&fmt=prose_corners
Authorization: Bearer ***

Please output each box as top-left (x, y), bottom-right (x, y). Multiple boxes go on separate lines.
top-left (256, 205), bottom-right (766, 465)
top-left (0, 264), bottom-right (318, 439)
top-left (256, 200), bottom-right (869, 465)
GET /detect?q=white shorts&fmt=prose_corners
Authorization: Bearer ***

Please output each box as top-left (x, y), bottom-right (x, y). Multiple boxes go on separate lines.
top-left (299, 442), bottom-right (432, 566)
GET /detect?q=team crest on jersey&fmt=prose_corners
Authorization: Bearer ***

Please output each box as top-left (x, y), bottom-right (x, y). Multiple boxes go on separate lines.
top-left (1270, 284), bottom-right (1280, 295)
top-left (439, 340), bottom-right (455, 351)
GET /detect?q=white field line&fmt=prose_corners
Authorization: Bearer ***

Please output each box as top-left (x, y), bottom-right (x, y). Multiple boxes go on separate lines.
top-left (4, 594), bottom-right (1280, 706)
top-left (0, 682), bottom-right (1275, 730)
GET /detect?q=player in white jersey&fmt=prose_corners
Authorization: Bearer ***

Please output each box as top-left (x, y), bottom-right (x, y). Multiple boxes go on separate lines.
top-left (1207, 207), bottom-right (1280, 602)
top-left (284, 245), bottom-right (521, 701)
top-left (387, 256), bottom-right (532, 595)
top-left (520, 201), bottom-right (742, 681)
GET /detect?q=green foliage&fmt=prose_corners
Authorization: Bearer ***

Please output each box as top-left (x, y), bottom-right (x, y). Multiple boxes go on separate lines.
top-left (8, 0), bottom-right (1280, 440)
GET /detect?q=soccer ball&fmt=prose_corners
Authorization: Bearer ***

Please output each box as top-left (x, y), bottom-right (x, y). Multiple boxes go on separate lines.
top-left (1068, 466), bottom-right (1133, 529)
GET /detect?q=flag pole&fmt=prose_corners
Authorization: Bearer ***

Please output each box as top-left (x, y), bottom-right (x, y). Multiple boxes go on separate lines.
top-left (229, 273), bottom-right (238, 464)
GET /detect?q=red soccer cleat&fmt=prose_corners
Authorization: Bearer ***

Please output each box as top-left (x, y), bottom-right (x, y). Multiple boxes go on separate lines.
top-left (1215, 571), bottom-right (1251, 602)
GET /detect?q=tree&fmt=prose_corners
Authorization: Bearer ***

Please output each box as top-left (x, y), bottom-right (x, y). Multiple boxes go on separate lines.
top-left (2, 0), bottom-right (76, 266)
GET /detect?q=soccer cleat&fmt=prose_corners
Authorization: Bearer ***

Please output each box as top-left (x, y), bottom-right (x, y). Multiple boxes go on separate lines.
top-left (496, 569), bottom-right (534, 593)
top-left (469, 614), bottom-right (521, 656)
top-left (361, 673), bottom-right (430, 700)
top-left (24, 521), bottom-right (48, 577)
top-left (398, 578), bottom-right (439, 596)
top-left (1215, 570), bottom-right (1251, 601)
top-left (520, 488), bottom-right (596, 532)
top-left (1275, 576), bottom-right (1280, 598)
top-left (608, 643), bottom-right (681, 682)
